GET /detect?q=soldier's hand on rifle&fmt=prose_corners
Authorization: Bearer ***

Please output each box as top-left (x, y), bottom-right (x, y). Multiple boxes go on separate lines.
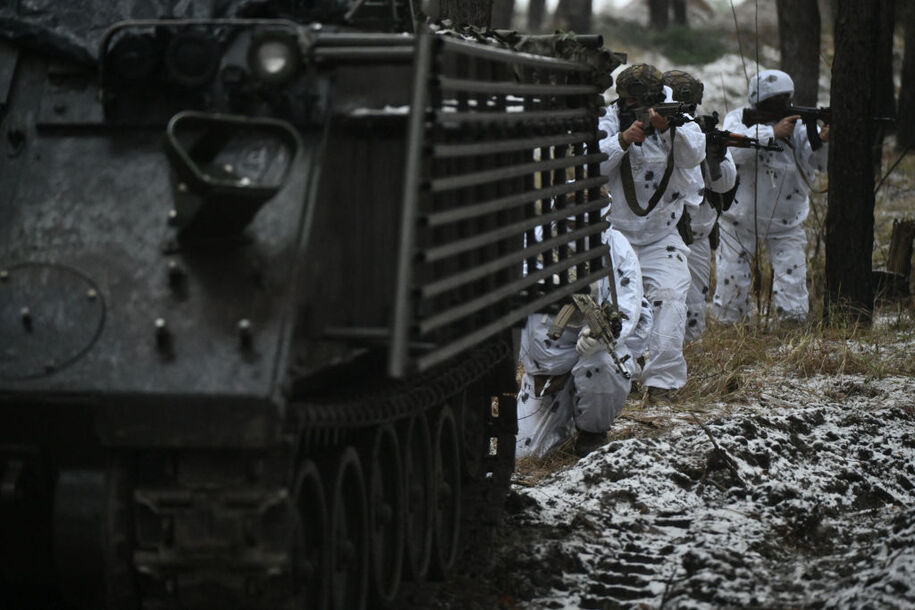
top-left (648, 107), bottom-right (669, 132)
top-left (819, 124), bottom-right (830, 142)
top-left (621, 121), bottom-right (646, 147)
top-left (575, 327), bottom-right (603, 357)
top-left (773, 115), bottom-right (800, 140)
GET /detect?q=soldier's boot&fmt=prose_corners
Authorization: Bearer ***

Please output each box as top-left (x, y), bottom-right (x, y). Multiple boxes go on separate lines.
top-left (645, 386), bottom-right (676, 406)
top-left (573, 429), bottom-right (607, 458)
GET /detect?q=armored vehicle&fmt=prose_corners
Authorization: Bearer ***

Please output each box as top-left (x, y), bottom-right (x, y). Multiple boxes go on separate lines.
top-left (0, 2), bottom-right (621, 607)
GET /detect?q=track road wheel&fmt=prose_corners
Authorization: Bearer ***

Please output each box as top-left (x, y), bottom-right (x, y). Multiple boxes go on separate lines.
top-left (328, 447), bottom-right (369, 610)
top-left (367, 424), bottom-right (405, 606)
top-left (402, 414), bottom-right (433, 581)
top-left (105, 455), bottom-right (139, 610)
top-left (294, 460), bottom-right (328, 610)
top-left (459, 388), bottom-right (488, 481)
top-left (431, 405), bottom-right (462, 578)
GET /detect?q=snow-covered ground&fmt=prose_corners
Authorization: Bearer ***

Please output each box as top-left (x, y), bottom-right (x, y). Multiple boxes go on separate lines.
top-left (505, 372), bottom-right (915, 608)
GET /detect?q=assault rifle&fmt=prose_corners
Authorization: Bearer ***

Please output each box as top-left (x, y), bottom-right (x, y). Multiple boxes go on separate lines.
top-left (695, 113), bottom-right (782, 181)
top-left (742, 104), bottom-right (832, 127)
top-left (571, 294), bottom-right (631, 379)
top-left (742, 104), bottom-right (832, 151)
top-left (618, 101), bottom-right (693, 139)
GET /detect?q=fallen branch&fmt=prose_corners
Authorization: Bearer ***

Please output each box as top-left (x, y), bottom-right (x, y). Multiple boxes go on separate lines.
top-left (618, 414), bottom-right (662, 428)
top-left (689, 413), bottom-right (748, 489)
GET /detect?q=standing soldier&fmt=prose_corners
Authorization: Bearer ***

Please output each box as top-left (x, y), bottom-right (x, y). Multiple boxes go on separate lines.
top-left (712, 69), bottom-right (829, 324)
top-left (662, 70), bottom-right (737, 342)
top-left (599, 64), bottom-right (706, 403)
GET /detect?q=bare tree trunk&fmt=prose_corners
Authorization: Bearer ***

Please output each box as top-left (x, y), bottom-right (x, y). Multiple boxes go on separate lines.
top-left (886, 219), bottom-right (915, 279)
top-left (871, 0), bottom-right (896, 176)
top-left (528, 0), bottom-right (546, 31)
top-left (491, 0), bottom-right (515, 29)
top-left (899, 2), bottom-right (915, 149)
top-left (672, 0), bottom-right (687, 25)
top-left (825, 0), bottom-right (880, 322)
top-left (648, 0), bottom-right (669, 30)
top-left (439, 0), bottom-right (493, 26)
top-left (776, 0), bottom-right (821, 106)
top-left (554, 0), bottom-right (592, 33)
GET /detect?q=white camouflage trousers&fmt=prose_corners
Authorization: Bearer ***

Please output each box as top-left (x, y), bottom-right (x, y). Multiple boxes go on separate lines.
top-left (632, 232), bottom-right (691, 390)
top-left (685, 233), bottom-right (712, 343)
top-left (712, 222), bottom-right (808, 322)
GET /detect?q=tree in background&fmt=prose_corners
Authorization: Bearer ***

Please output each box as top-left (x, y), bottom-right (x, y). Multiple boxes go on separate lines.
top-left (439, 0), bottom-right (493, 26)
top-left (825, 0), bottom-right (882, 321)
top-left (491, 0), bottom-right (514, 29)
top-left (871, 0), bottom-right (897, 175)
top-left (528, 0), bottom-right (546, 31)
top-left (672, 0), bottom-right (686, 25)
top-left (775, 0), bottom-right (820, 106)
top-left (648, 0), bottom-right (687, 30)
top-left (649, 0), bottom-right (669, 30)
top-left (554, 0), bottom-right (592, 34)
top-left (899, 2), bottom-right (915, 149)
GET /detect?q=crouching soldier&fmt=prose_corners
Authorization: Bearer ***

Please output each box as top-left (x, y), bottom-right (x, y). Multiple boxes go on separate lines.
top-left (516, 226), bottom-right (651, 459)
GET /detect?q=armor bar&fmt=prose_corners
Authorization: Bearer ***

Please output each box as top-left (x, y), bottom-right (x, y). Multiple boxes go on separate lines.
top-left (389, 33), bottom-right (610, 376)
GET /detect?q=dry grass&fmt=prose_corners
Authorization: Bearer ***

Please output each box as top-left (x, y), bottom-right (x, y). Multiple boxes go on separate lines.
top-left (679, 310), bottom-right (915, 406)
top-left (513, 311), bottom-right (915, 484)
top-left (680, 137), bottom-right (915, 402)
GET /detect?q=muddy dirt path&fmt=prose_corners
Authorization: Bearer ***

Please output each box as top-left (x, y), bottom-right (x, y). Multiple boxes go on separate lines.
top-left (424, 375), bottom-right (915, 609)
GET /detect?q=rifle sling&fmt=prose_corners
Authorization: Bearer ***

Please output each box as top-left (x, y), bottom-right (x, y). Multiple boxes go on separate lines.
top-left (701, 160), bottom-right (727, 213)
top-left (620, 126), bottom-right (676, 217)
top-left (784, 139), bottom-right (828, 195)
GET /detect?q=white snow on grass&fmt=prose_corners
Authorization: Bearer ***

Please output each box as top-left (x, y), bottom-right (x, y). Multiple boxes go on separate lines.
top-left (511, 373), bottom-right (915, 608)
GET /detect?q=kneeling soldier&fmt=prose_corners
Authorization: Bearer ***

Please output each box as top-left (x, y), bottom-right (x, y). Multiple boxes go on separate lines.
top-left (516, 226), bottom-right (651, 458)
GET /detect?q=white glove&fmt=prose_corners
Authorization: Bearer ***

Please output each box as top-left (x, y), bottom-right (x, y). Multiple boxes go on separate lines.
top-left (575, 327), bottom-right (603, 357)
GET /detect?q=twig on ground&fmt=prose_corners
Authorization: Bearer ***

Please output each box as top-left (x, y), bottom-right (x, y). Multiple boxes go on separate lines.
top-left (689, 413), bottom-right (748, 488)
top-left (617, 414), bottom-right (662, 428)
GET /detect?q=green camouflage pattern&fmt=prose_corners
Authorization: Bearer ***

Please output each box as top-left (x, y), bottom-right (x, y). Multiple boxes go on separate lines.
top-left (616, 63), bottom-right (664, 104)
top-left (662, 69), bottom-right (704, 106)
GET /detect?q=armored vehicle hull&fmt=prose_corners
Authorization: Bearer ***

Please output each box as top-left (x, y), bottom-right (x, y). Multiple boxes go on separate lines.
top-left (0, 8), bottom-right (619, 608)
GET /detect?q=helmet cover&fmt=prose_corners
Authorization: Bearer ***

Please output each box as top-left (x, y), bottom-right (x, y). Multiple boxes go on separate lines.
top-left (748, 69), bottom-right (794, 106)
top-left (662, 69), bottom-right (704, 106)
top-left (616, 63), bottom-right (664, 105)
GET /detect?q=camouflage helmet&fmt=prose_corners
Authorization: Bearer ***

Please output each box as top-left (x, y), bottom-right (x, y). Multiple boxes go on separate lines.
top-left (615, 63), bottom-right (664, 105)
top-left (662, 69), bottom-right (704, 106)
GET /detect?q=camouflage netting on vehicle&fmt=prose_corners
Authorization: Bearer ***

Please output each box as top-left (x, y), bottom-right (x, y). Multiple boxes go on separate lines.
top-left (1, 2), bottom-right (625, 91)
top-left (429, 21), bottom-right (626, 92)
top-left (0, 0), bottom-right (360, 63)
top-left (0, 0), bottom-right (258, 63)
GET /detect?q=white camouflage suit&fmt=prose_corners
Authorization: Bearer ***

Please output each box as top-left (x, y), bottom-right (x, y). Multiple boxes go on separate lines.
top-left (599, 99), bottom-right (706, 390)
top-left (516, 228), bottom-right (651, 458)
top-left (685, 146), bottom-right (737, 342)
top-left (713, 70), bottom-right (828, 322)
